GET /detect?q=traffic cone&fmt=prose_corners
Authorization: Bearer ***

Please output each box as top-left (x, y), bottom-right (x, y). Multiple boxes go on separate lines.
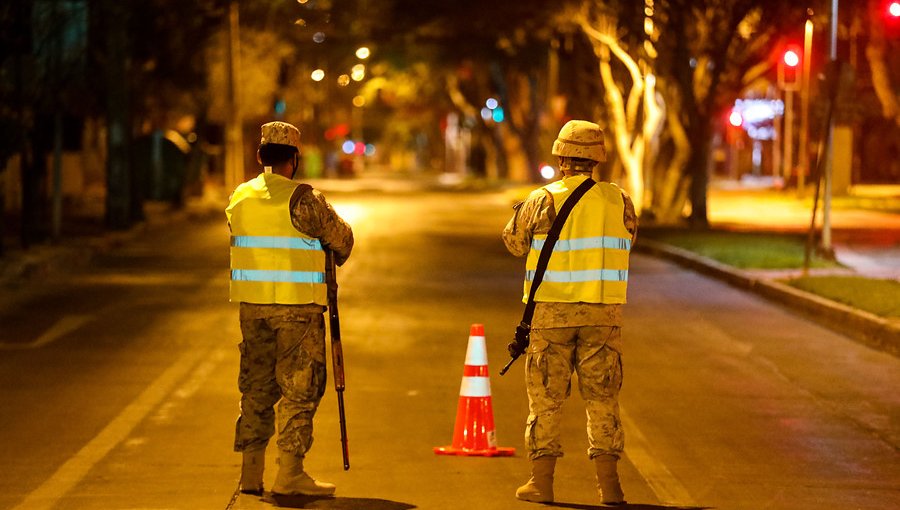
top-left (434, 324), bottom-right (515, 457)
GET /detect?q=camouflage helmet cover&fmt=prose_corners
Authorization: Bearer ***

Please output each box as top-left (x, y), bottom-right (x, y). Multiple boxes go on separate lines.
top-left (551, 120), bottom-right (606, 162)
top-left (260, 121), bottom-right (301, 151)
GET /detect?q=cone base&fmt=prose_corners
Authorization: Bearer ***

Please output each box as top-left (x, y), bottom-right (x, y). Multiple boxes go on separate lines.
top-left (433, 446), bottom-right (516, 457)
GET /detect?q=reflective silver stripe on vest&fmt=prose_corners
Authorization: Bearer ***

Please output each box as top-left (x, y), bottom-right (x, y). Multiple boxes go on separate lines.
top-left (525, 269), bottom-right (628, 283)
top-left (531, 236), bottom-right (631, 252)
top-left (231, 269), bottom-right (325, 284)
top-left (231, 235), bottom-right (322, 250)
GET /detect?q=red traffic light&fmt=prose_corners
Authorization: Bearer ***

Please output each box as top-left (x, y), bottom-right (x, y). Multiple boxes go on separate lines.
top-left (777, 44), bottom-right (803, 90)
top-left (783, 49), bottom-right (801, 67)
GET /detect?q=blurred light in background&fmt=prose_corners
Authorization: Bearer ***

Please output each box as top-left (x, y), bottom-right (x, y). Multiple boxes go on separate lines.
top-left (337, 74), bottom-right (351, 86)
top-left (331, 203), bottom-right (366, 226)
top-left (482, 97), bottom-right (504, 123)
top-left (313, 31), bottom-right (325, 43)
top-left (728, 109), bottom-right (743, 127)
top-left (274, 99), bottom-right (287, 115)
top-left (352, 95), bottom-right (366, 107)
top-left (311, 69), bottom-right (325, 81)
top-left (356, 46), bottom-right (370, 59)
top-left (540, 165), bottom-right (556, 180)
top-left (364, 144), bottom-right (376, 156)
top-left (351, 64), bottom-right (366, 81)
top-left (342, 140), bottom-right (355, 154)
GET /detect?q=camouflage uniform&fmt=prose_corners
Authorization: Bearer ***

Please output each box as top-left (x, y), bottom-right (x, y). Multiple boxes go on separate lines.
top-left (233, 184), bottom-right (353, 456)
top-left (502, 186), bottom-right (637, 460)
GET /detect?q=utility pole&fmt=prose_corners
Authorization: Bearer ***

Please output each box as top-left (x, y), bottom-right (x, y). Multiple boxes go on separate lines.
top-left (224, 1), bottom-right (244, 193)
top-left (821, 0), bottom-right (838, 257)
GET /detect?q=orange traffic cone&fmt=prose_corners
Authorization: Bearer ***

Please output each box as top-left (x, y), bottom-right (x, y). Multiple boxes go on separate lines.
top-left (434, 324), bottom-right (515, 457)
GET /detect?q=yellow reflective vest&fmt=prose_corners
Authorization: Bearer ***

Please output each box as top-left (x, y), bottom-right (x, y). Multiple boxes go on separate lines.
top-left (225, 173), bottom-right (327, 305)
top-left (524, 175), bottom-right (632, 304)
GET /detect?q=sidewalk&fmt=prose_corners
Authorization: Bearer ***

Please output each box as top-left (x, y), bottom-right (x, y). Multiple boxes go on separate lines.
top-left (640, 182), bottom-right (900, 357)
top-left (0, 189), bottom-right (224, 296)
top-left (707, 183), bottom-right (900, 280)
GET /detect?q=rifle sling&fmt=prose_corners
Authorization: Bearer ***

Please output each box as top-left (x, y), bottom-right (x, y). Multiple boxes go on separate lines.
top-left (520, 177), bottom-right (596, 326)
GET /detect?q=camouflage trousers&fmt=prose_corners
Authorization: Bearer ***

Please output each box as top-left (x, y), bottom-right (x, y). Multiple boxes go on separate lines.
top-left (524, 326), bottom-right (624, 460)
top-left (233, 306), bottom-right (327, 456)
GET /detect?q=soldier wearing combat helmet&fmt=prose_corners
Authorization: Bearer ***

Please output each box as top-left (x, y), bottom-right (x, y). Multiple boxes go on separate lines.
top-left (502, 120), bottom-right (637, 505)
top-left (225, 121), bottom-right (353, 497)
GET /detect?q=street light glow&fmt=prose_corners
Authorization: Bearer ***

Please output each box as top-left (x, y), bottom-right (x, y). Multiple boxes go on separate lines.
top-left (351, 64), bottom-right (366, 81)
top-left (729, 110), bottom-right (743, 127)
top-left (485, 98), bottom-right (498, 109)
top-left (352, 95), bottom-right (366, 107)
top-left (337, 74), bottom-right (351, 87)
top-left (356, 47), bottom-right (371, 59)
top-left (540, 165), bottom-right (556, 180)
top-left (311, 69), bottom-right (325, 81)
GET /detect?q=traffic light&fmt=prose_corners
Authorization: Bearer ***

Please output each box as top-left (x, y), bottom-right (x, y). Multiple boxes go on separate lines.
top-left (889, 1), bottom-right (900, 17)
top-left (886, 1), bottom-right (900, 36)
top-left (777, 45), bottom-right (802, 91)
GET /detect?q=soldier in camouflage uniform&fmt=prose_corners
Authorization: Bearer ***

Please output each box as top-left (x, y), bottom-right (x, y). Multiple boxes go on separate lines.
top-left (226, 121), bottom-right (353, 497)
top-left (502, 120), bottom-right (637, 506)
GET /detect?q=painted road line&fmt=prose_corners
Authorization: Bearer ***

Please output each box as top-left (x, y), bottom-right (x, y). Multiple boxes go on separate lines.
top-left (0, 314), bottom-right (93, 350)
top-left (621, 406), bottom-right (697, 506)
top-left (11, 345), bottom-right (215, 510)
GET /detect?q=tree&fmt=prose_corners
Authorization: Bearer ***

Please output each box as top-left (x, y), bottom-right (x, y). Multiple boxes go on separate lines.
top-left (376, 0), bottom-right (560, 181)
top-left (565, 0), bottom-right (802, 226)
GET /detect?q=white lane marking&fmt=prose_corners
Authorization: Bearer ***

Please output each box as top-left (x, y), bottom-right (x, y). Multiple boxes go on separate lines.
top-left (621, 406), bottom-right (697, 506)
top-left (0, 314), bottom-right (93, 350)
top-left (11, 345), bottom-right (214, 510)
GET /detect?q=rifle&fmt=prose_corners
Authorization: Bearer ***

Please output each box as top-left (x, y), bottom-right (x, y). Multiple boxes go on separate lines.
top-left (500, 177), bottom-right (596, 376)
top-left (499, 322), bottom-right (530, 375)
top-left (325, 249), bottom-right (350, 470)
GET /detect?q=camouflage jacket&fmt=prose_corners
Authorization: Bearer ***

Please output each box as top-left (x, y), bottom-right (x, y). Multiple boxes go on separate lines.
top-left (501, 181), bottom-right (637, 329)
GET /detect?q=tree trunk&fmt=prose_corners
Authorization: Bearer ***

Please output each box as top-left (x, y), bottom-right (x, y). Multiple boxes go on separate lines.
top-left (687, 120), bottom-right (711, 228)
top-left (102, 0), bottom-right (134, 229)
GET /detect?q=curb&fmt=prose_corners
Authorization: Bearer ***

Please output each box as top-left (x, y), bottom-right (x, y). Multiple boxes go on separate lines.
top-left (635, 239), bottom-right (900, 358)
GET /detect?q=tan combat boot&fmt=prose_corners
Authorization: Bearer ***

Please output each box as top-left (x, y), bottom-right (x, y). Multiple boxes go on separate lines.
top-left (271, 450), bottom-right (336, 496)
top-left (515, 456), bottom-right (556, 503)
top-left (240, 446), bottom-right (266, 495)
top-left (594, 454), bottom-right (625, 505)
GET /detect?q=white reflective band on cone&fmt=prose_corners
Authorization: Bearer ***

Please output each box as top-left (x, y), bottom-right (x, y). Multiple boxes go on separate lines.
top-left (464, 336), bottom-right (488, 366)
top-left (459, 376), bottom-right (491, 397)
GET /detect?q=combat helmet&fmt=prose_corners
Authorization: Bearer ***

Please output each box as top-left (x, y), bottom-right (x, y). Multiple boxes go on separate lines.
top-left (551, 120), bottom-right (606, 162)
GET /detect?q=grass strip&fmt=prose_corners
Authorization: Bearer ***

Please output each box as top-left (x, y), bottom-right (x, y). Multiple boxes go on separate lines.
top-left (642, 228), bottom-right (842, 269)
top-left (787, 276), bottom-right (900, 318)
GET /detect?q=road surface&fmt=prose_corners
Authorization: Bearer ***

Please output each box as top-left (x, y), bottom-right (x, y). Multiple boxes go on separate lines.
top-left (0, 188), bottom-right (897, 509)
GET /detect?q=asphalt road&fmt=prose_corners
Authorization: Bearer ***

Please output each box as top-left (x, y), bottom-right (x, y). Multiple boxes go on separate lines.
top-left (0, 188), bottom-right (897, 510)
